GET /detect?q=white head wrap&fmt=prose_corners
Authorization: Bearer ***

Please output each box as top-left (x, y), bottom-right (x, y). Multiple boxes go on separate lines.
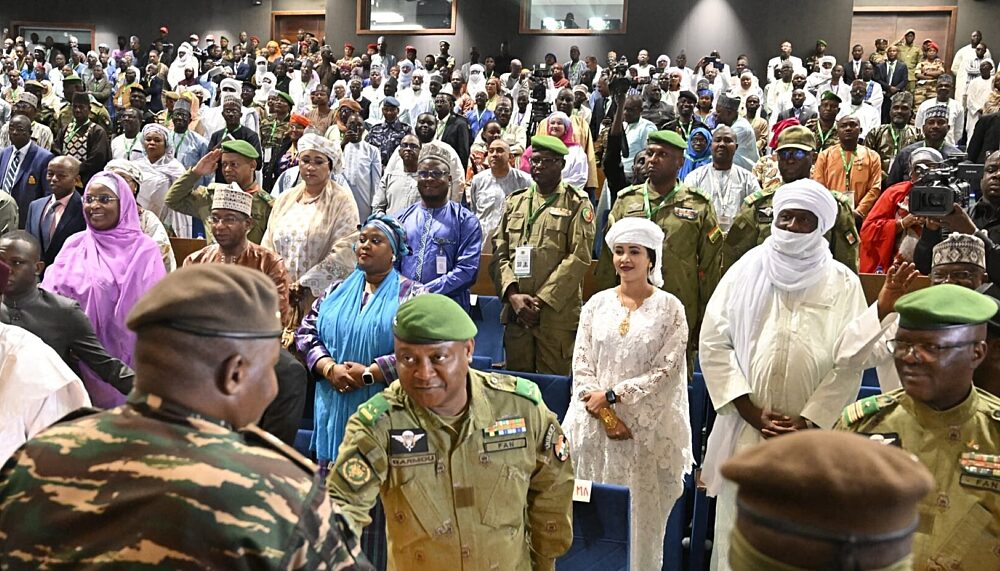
top-left (167, 42), bottom-right (194, 88)
top-left (298, 133), bottom-right (344, 174)
top-left (254, 72), bottom-right (276, 104)
top-left (604, 217), bottom-right (665, 287)
top-left (105, 158), bottom-right (144, 185)
top-left (398, 60), bottom-right (414, 89)
top-left (141, 123), bottom-right (174, 159)
top-left (772, 179), bottom-right (837, 234)
top-left (467, 63), bottom-right (487, 97)
top-left (220, 78), bottom-right (241, 93)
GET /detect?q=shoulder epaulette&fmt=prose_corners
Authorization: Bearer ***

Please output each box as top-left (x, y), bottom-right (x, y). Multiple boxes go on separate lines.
top-left (977, 389), bottom-right (1000, 422)
top-left (841, 390), bottom-right (901, 425)
top-left (256, 191), bottom-right (274, 204)
top-left (743, 188), bottom-right (772, 206)
top-left (241, 423), bottom-right (317, 474)
top-left (568, 185), bottom-right (590, 200)
top-left (206, 182), bottom-right (229, 193)
top-left (685, 184), bottom-right (711, 201)
top-left (483, 372), bottom-right (542, 405)
top-left (616, 184), bottom-right (643, 198)
top-left (831, 191), bottom-right (852, 206)
top-left (357, 394), bottom-right (391, 427)
top-left (509, 186), bottom-right (530, 196)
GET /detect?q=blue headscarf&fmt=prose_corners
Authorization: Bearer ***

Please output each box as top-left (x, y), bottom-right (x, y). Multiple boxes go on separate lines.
top-left (679, 126), bottom-right (713, 180)
top-left (312, 215), bottom-right (408, 461)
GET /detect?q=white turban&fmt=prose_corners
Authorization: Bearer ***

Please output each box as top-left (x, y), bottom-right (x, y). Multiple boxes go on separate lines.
top-left (141, 123), bottom-right (174, 159)
top-left (220, 78), bottom-right (241, 93)
top-left (298, 133), bottom-right (344, 174)
top-left (772, 179), bottom-right (837, 234)
top-left (605, 217), bottom-right (665, 287)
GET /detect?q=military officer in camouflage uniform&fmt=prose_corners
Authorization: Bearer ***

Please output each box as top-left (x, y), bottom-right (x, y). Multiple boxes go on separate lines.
top-left (724, 126), bottom-right (860, 273)
top-left (22, 80), bottom-right (57, 133)
top-left (864, 91), bottom-right (923, 181)
top-left (0, 265), bottom-right (371, 571)
top-left (328, 294), bottom-right (575, 571)
top-left (493, 135), bottom-right (596, 375)
top-left (836, 284), bottom-right (1000, 569)
top-left (596, 129), bottom-right (723, 358)
top-left (166, 139), bottom-right (273, 244)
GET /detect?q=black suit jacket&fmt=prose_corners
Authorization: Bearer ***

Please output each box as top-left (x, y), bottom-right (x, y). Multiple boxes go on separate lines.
top-left (874, 60), bottom-right (909, 120)
top-left (25, 193), bottom-right (86, 268)
top-left (843, 58), bottom-right (865, 83)
top-left (968, 112), bottom-right (1000, 164)
top-left (777, 107), bottom-right (817, 124)
top-left (0, 142), bottom-right (53, 228)
top-left (440, 114), bottom-right (471, 168)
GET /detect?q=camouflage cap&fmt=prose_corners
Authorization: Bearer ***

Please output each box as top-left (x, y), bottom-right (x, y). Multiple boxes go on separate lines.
top-left (127, 265), bottom-right (282, 338)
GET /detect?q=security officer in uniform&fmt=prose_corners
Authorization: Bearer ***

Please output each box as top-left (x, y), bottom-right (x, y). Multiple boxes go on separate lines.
top-left (0, 265), bottom-right (371, 570)
top-left (724, 126), bottom-right (859, 273)
top-left (596, 129), bottom-right (723, 359)
top-left (166, 139), bottom-right (272, 244)
top-left (54, 73), bottom-right (112, 135)
top-left (492, 135), bottom-right (595, 375)
top-left (328, 294), bottom-right (575, 571)
top-left (836, 284), bottom-right (1000, 569)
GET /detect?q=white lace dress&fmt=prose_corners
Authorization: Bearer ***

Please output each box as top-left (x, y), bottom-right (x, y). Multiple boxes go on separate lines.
top-left (562, 288), bottom-right (694, 571)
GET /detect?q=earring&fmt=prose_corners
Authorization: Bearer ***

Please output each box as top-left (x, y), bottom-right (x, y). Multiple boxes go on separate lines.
top-left (392, 255), bottom-right (397, 262)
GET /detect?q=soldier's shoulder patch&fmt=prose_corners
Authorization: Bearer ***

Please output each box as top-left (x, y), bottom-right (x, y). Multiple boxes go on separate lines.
top-left (256, 191), bottom-right (275, 205)
top-left (339, 454), bottom-right (374, 491)
top-left (241, 423), bottom-right (318, 474)
top-left (581, 204), bottom-right (595, 223)
top-left (686, 184), bottom-right (711, 201)
top-left (841, 391), bottom-right (900, 426)
top-left (743, 189), bottom-right (770, 206)
top-left (357, 394), bottom-right (391, 427)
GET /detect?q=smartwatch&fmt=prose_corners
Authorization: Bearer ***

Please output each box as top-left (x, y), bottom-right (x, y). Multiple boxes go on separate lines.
top-left (605, 389), bottom-right (617, 405)
top-left (362, 368), bottom-right (376, 386)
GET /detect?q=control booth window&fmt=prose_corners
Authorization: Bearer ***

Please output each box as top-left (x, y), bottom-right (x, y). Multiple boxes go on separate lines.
top-left (357, 0), bottom-right (457, 34)
top-left (519, 0), bottom-right (627, 35)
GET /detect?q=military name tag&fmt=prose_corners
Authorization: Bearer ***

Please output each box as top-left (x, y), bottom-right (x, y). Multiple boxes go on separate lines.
top-left (390, 454), bottom-right (436, 467)
top-left (484, 417), bottom-right (526, 438)
top-left (960, 474), bottom-right (1000, 493)
top-left (862, 432), bottom-right (902, 447)
top-left (484, 437), bottom-right (527, 453)
top-left (390, 429), bottom-right (429, 454)
top-left (673, 206), bottom-right (698, 221)
top-left (755, 206), bottom-right (774, 224)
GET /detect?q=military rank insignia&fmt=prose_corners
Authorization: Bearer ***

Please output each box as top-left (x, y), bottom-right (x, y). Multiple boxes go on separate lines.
top-left (340, 455), bottom-right (373, 490)
top-left (959, 452), bottom-right (1000, 493)
top-left (861, 432), bottom-right (901, 447)
top-left (484, 417), bottom-right (526, 438)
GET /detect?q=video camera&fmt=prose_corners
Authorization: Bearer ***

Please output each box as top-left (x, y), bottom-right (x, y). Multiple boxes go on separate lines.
top-left (609, 55), bottom-right (633, 95)
top-left (527, 63), bottom-right (553, 134)
top-left (908, 155), bottom-right (978, 217)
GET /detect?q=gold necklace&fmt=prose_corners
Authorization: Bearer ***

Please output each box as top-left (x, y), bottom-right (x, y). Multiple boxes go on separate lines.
top-left (618, 290), bottom-right (638, 337)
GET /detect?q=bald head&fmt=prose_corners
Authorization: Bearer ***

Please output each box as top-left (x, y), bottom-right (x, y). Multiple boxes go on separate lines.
top-left (46, 155), bottom-right (82, 198)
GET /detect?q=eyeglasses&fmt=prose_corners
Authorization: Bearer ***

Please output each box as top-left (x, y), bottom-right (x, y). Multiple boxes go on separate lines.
top-left (84, 195), bottom-right (119, 205)
top-left (930, 269), bottom-right (984, 284)
top-left (777, 149), bottom-right (809, 161)
top-left (208, 215), bottom-right (247, 226)
top-left (529, 156), bottom-right (560, 167)
top-left (417, 169), bottom-right (449, 180)
top-left (885, 339), bottom-right (977, 361)
top-left (398, 143), bottom-right (420, 150)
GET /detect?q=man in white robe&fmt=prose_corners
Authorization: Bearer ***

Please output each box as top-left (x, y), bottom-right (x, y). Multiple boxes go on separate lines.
top-left (699, 178), bottom-right (867, 571)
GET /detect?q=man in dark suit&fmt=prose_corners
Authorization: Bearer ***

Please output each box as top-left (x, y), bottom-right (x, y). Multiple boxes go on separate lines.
top-left (433, 93), bottom-right (472, 168)
top-left (0, 115), bottom-right (52, 228)
top-left (874, 45), bottom-right (909, 122)
top-left (0, 231), bottom-right (135, 395)
top-left (589, 76), bottom-right (611, 138)
top-left (842, 44), bottom-right (866, 83)
top-left (967, 111), bottom-right (1000, 164)
top-left (776, 89), bottom-right (818, 124)
top-left (26, 156), bottom-right (85, 267)
top-left (208, 95), bottom-right (263, 183)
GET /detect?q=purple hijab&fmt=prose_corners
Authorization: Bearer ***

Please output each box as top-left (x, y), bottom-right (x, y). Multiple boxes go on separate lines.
top-left (42, 171), bottom-right (166, 373)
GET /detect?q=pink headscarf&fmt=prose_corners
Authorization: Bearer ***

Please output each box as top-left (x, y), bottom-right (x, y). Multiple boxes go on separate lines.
top-left (519, 111), bottom-right (579, 172)
top-left (42, 171), bottom-right (167, 370)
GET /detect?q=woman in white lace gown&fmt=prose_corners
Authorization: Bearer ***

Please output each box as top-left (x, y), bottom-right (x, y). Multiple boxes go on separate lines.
top-left (562, 217), bottom-right (693, 571)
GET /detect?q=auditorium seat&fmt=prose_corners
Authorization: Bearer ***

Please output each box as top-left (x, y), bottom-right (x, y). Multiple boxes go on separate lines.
top-left (557, 483), bottom-right (631, 571)
top-left (469, 295), bottom-right (505, 367)
top-left (492, 369), bottom-right (572, 422)
top-left (293, 429), bottom-right (313, 458)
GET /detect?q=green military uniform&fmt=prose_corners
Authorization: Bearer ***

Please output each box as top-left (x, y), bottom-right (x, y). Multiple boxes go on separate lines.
top-left (723, 184), bottom-right (859, 273)
top-left (864, 124), bottom-right (923, 181)
top-left (895, 41), bottom-right (923, 92)
top-left (54, 98), bottom-right (112, 135)
top-left (810, 119), bottom-right (840, 151)
top-left (596, 181), bottom-right (723, 355)
top-left (0, 391), bottom-right (371, 570)
top-left (493, 181), bottom-right (595, 375)
top-left (261, 116), bottom-right (291, 151)
top-left (836, 388), bottom-right (1000, 568)
top-left (35, 105), bottom-right (57, 133)
top-left (165, 143), bottom-right (273, 245)
top-left (328, 369), bottom-right (575, 571)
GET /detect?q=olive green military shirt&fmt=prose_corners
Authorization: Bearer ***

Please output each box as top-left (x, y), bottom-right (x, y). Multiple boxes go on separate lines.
top-left (55, 100), bottom-right (112, 135)
top-left (595, 182), bottom-right (723, 354)
top-left (864, 125), bottom-right (923, 181)
top-left (722, 185), bottom-right (860, 274)
top-left (328, 370), bottom-right (576, 571)
top-left (811, 120), bottom-right (840, 151)
top-left (895, 43), bottom-right (923, 82)
top-left (261, 116), bottom-right (292, 150)
top-left (493, 182), bottom-right (596, 330)
top-left (165, 167), bottom-right (274, 244)
top-left (836, 388), bottom-right (1000, 569)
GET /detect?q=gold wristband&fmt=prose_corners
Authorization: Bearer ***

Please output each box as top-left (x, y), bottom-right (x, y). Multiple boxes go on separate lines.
top-left (598, 407), bottom-right (619, 430)
top-left (321, 360), bottom-right (336, 379)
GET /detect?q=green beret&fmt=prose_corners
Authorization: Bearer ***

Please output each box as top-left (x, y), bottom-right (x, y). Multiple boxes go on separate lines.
top-left (61, 74), bottom-right (83, 85)
top-left (393, 294), bottom-right (477, 343)
top-left (817, 39), bottom-right (828, 47)
top-left (820, 90), bottom-right (842, 103)
top-left (895, 284), bottom-right (999, 330)
top-left (275, 91), bottom-right (294, 106)
top-left (647, 130), bottom-right (686, 150)
top-left (531, 134), bottom-right (568, 156)
top-left (127, 265), bottom-right (282, 338)
top-left (221, 139), bottom-right (260, 160)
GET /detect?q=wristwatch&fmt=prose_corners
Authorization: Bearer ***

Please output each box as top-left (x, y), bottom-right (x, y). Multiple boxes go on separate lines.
top-left (605, 389), bottom-right (618, 405)
top-left (362, 368), bottom-right (376, 386)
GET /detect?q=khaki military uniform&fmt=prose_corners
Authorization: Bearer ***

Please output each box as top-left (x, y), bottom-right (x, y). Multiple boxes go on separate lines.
top-left (811, 120), bottom-right (841, 151)
top-left (328, 370), bottom-right (575, 571)
top-left (723, 185), bottom-right (860, 274)
top-left (0, 391), bottom-right (371, 570)
top-left (595, 182), bottom-right (723, 356)
top-left (166, 167), bottom-right (274, 244)
top-left (836, 388), bottom-right (1000, 569)
top-left (493, 182), bottom-right (595, 375)
top-left (55, 100), bottom-right (112, 135)
top-left (895, 42), bottom-right (923, 92)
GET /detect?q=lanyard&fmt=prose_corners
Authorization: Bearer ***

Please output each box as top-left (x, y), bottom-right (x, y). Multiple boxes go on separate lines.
top-left (269, 120), bottom-right (279, 142)
top-left (172, 131), bottom-right (189, 155)
top-left (839, 147), bottom-right (855, 189)
top-left (524, 183), bottom-right (561, 241)
top-left (889, 126), bottom-right (901, 154)
top-left (642, 181), bottom-right (681, 219)
top-left (680, 121), bottom-right (692, 140)
top-left (125, 136), bottom-right (138, 157)
top-left (818, 125), bottom-right (835, 147)
top-left (66, 120), bottom-right (90, 141)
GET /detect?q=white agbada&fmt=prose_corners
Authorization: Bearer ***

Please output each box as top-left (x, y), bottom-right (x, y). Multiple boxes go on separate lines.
top-left (562, 218), bottom-right (693, 571)
top-left (0, 323), bottom-right (91, 462)
top-left (699, 180), bottom-right (866, 571)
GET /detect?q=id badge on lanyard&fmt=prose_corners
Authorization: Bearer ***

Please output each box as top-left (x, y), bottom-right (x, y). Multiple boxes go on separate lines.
top-left (514, 245), bottom-right (533, 278)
